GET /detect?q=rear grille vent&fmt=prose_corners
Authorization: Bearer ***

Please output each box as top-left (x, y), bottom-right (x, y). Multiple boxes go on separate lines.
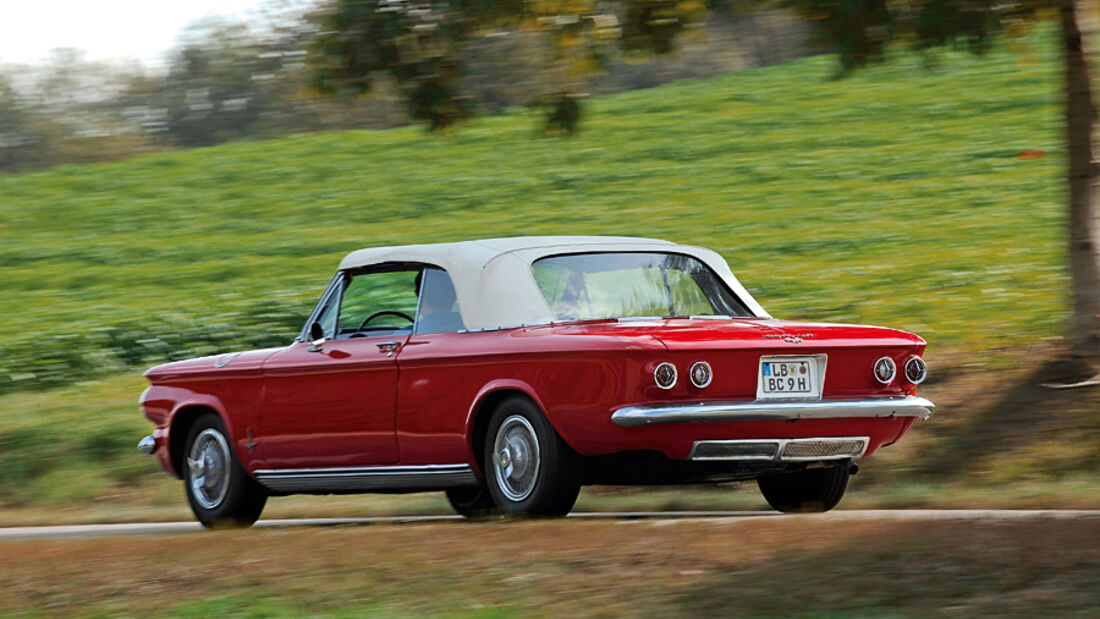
top-left (691, 441), bottom-right (779, 461)
top-left (781, 439), bottom-right (866, 461)
top-left (689, 437), bottom-right (868, 462)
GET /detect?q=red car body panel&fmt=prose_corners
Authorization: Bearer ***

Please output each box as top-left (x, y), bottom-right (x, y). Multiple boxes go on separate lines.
top-left (142, 347), bottom-right (277, 476)
top-left (256, 336), bottom-right (404, 469)
top-left (142, 317), bottom-right (927, 480)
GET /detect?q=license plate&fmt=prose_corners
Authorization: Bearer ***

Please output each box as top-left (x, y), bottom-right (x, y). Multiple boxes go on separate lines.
top-left (757, 356), bottom-right (823, 400)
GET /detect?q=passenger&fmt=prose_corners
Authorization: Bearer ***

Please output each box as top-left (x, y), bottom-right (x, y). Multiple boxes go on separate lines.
top-left (415, 269), bottom-right (465, 333)
top-left (554, 270), bottom-right (590, 321)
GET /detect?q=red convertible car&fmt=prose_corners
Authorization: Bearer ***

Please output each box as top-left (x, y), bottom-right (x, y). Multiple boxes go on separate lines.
top-left (138, 236), bottom-right (934, 527)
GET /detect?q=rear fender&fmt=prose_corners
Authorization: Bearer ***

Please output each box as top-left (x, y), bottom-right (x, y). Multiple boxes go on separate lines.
top-left (464, 379), bottom-right (561, 476)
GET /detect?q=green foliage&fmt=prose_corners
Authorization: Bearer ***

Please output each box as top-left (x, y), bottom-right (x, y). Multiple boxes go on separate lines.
top-left (159, 18), bottom-right (287, 147)
top-left (311, 0), bottom-right (707, 131)
top-left (912, 0), bottom-right (1002, 54)
top-left (786, 0), bottom-right (1030, 72)
top-left (0, 297), bottom-right (307, 395)
top-left (311, 0), bottom-right (475, 129)
top-left (620, 0), bottom-right (701, 54)
top-left (0, 377), bottom-right (152, 506)
top-left (311, 0), bottom-right (1044, 131)
top-left (0, 75), bottom-right (47, 171)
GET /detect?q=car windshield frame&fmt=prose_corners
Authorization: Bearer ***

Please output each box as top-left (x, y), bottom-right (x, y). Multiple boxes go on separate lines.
top-left (531, 251), bottom-right (753, 323)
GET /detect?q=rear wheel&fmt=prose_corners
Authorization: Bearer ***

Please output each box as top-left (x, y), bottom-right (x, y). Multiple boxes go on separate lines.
top-left (445, 485), bottom-right (498, 519)
top-left (483, 396), bottom-right (580, 517)
top-left (183, 413), bottom-right (267, 528)
top-left (757, 464), bottom-right (850, 513)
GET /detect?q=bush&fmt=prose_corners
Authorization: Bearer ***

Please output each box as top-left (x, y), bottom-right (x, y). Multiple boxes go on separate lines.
top-left (0, 297), bottom-right (305, 395)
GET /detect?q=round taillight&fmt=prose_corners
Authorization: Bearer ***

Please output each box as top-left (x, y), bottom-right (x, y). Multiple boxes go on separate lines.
top-left (905, 356), bottom-right (927, 384)
top-left (689, 361), bottom-right (712, 388)
top-left (654, 362), bottom-right (677, 389)
top-left (873, 356), bottom-right (896, 384)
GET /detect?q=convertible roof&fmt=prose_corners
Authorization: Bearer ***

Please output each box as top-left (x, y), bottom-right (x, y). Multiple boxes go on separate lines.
top-left (338, 236), bottom-right (770, 329)
top-left (339, 236), bottom-right (675, 272)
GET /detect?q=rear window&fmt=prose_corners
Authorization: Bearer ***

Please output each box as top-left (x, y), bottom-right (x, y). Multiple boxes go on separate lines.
top-left (532, 252), bottom-right (751, 322)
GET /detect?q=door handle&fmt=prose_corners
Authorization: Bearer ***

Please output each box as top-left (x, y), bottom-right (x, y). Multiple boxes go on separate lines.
top-left (376, 341), bottom-right (401, 356)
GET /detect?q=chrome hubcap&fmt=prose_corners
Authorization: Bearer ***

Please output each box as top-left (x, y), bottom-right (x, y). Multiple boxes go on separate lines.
top-left (188, 428), bottom-right (231, 510)
top-left (492, 415), bottom-right (540, 502)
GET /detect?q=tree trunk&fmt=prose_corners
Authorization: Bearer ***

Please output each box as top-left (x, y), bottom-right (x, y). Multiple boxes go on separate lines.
top-left (1060, 0), bottom-right (1100, 363)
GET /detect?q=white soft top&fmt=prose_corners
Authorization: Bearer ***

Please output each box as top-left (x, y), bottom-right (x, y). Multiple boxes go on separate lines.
top-left (338, 236), bottom-right (770, 329)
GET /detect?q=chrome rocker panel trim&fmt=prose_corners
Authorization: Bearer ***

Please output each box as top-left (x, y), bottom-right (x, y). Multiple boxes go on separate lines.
top-left (253, 464), bottom-right (479, 493)
top-left (610, 396), bottom-right (935, 428)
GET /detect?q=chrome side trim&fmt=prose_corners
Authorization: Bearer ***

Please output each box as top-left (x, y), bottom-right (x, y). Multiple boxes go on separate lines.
top-left (689, 436), bottom-right (869, 462)
top-left (610, 396), bottom-right (935, 427)
top-left (253, 464), bottom-right (479, 493)
top-left (458, 324), bottom-right (526, 334)
top-left (138, 435), bottom-right (156, 455)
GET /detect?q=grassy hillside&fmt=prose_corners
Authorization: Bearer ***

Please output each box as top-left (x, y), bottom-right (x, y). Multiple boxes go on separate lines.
top-left (4, 30), bottom-right (1095, 516)
top-left (0, 36), bottom-right (1066, 393)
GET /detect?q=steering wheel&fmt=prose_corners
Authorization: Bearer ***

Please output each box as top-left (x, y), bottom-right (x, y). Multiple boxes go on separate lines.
top-left (358, 310), bottom-right (415, 331)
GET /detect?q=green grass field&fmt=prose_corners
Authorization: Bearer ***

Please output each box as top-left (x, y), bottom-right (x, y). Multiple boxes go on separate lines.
top-left (4, 29), bottom-right (1096, 516)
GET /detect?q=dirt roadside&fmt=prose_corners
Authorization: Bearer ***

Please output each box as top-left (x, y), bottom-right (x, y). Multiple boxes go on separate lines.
top-left (2, 513), bottom-right (1098, 616)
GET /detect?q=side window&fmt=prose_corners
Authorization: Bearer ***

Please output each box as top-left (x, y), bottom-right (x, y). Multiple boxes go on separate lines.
top-left (316, 292), bottom-right (340, 339)
top-left (414, 268), bottom-right (466, 334)
top-left (335, 270), bottom-right (419, 338)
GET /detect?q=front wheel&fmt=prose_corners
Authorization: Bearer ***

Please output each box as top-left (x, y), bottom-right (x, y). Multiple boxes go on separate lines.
top-left (757, 464), bottom-right (850, 513)
top-left (183, 413), bottom-right (267, 528)
top-left (483, 396), bottom-right (580, 517)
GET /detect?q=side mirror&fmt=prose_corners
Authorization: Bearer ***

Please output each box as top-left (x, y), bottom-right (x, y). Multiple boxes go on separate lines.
top-left (307, 322), bottom-right (326, 352)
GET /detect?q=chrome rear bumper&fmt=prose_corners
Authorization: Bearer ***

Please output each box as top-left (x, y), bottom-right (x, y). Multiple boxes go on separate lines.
top-left (610, 396), bottom-right (935, 428)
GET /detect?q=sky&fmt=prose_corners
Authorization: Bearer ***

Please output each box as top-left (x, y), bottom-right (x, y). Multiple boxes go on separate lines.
top-left (0, 1), bottom-right (272, 65)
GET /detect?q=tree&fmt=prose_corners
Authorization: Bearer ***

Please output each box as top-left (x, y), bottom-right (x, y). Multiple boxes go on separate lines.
top-left (157, 18), bottom-right (279, 147)
top-left (1, 50), bottom-right (160, 171)
top-left (1056, 0), bottom-right (1100, 376)
top-left (0, 72), bottom-right (46, 171)
top-left (315, 0), bottom-right (1100, 377)
top-left (310, 1), bottom-right (704, 131)
top-left (783, 0), bottom-right (1100, 378)
top-left (309, 0), bottom-right (475, 130)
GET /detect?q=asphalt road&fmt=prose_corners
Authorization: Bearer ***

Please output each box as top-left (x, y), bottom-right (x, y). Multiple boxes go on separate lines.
top-left (2, 509), bottom-right (1098, 541)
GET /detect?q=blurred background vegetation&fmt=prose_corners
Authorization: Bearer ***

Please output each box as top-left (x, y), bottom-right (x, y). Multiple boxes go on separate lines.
top-left (2, 0), bottom-right (1098, 520)
top-left (0, 1), bottom-right (810, 173)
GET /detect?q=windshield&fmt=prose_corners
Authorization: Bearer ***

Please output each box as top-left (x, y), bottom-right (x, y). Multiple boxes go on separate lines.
top-left (532, 252), bottom-right (752, 322)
